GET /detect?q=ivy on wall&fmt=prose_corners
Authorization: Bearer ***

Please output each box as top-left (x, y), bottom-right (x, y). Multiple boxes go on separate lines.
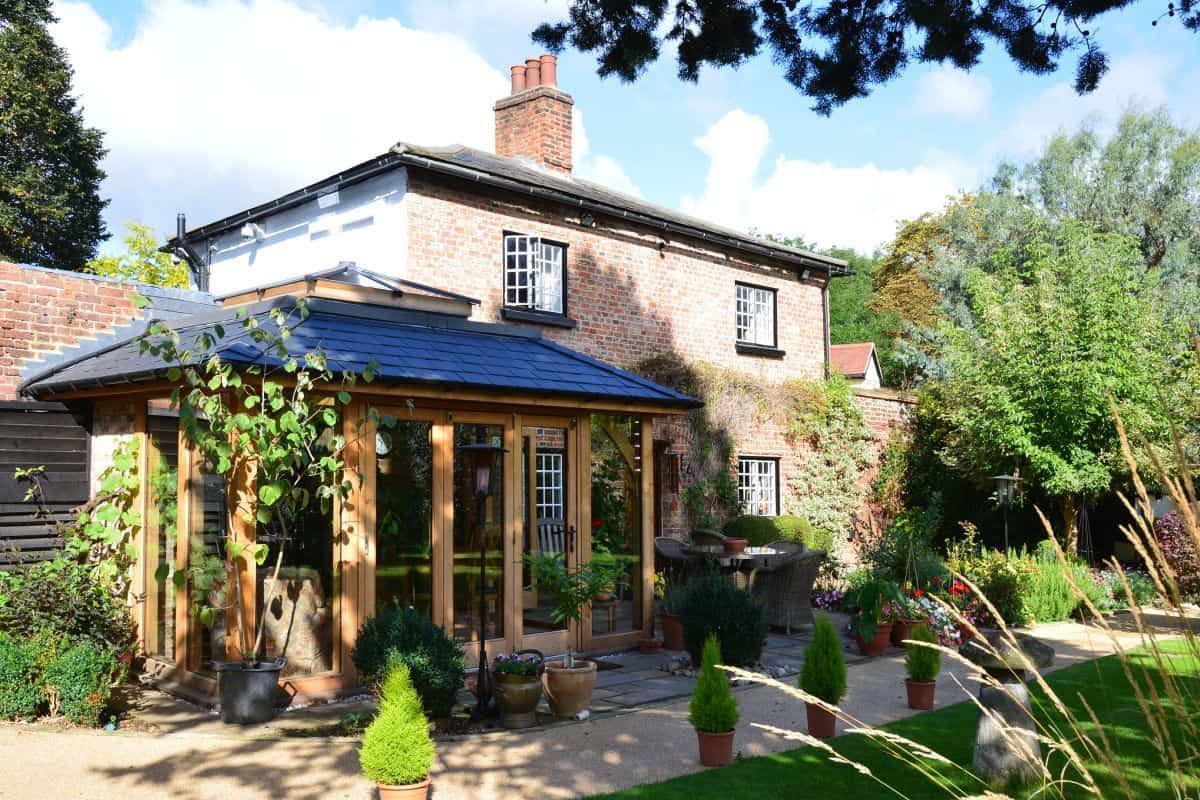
top-left (633, 353), bottom-right (875, 545)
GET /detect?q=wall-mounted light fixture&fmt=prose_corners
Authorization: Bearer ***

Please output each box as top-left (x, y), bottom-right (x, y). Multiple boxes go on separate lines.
top-left (800, 268), bottom-right (812, 280)
top-left (240, 222), bottom-right (267, 242)
top-left (580, 211), bottom-right (596, 228)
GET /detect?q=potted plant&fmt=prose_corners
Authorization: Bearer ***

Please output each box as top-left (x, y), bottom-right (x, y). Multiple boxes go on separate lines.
top-left (525, 551), bottom-right (624, 717)
top-left (689, 633), bottom-right (739, 766)
top-left (493, 651), bottom-right (543, 729)
top-left (904, 624), bottom-right (941, 710)
top-left (800, 613), bottom-right (846, 739)
top-left (891, 587), bottom-right (931, 646)
top-left (659, 579), bottom-right (688, 652)
top-left (360, 663), bottom-right (436, 800)
top-left (847, 578), bottom-right (904, 657)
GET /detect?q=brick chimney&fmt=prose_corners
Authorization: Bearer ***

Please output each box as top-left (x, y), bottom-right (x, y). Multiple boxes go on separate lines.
top-left (494, 54), bottom-right (573, 174)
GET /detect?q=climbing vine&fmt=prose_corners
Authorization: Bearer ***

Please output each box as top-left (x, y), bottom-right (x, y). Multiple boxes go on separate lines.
top-left (634, 353), bottom-right (874, 547)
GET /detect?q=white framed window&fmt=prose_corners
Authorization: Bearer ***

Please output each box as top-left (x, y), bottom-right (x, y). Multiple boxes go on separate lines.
top-left (735, 283), bottom-right (777, 347)
top-left (504, 233), bottom-right (565, 314)
top-left (737, 457), bottom-right (779, 517)
top-left (535, 450), bottom-right (565, 520)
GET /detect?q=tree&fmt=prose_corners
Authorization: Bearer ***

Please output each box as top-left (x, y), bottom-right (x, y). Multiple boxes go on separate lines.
top-left (0, 0), bottom-right (107, 269)
top-left (533, 1), bottom-right (1196, 114)
top-left (87, 222), bottom-right (189, 288)
top-left (940, 223), bottom-right (1185, 551)
top-left (825, 247), bottom-right (906, 386)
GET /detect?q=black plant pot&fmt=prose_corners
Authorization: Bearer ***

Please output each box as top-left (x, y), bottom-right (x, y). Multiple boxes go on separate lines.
top-left (215, 658), bottom-right (285, 724)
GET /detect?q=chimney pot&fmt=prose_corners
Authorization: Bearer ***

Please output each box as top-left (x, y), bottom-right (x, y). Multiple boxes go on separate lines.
top-left (524, 57), bottom-right (541, 88)
top-left (510, 64), bottom-right (526, 94)
top-left (539, 54), bottom-right (557, 87)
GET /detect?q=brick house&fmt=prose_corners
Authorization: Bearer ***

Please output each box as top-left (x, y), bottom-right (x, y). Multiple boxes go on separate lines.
top-left (5, 55), bottom-right (914, 699)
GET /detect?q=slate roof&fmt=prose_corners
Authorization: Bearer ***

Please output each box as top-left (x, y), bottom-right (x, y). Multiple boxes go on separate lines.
top-left (829, 342), bottom-right (878, 379)
top-left (19, 297), bottom-right (699, 409)
top-left (214, 263), bottom-right (481, 304)
top-left (167, 144), bottom-right (848, 276)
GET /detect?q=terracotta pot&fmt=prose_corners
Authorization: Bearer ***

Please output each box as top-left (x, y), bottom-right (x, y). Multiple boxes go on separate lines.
top-left (905, 679), bottom-right (936, 710)
top-left (543, 659), bottom-right (597, 718)
top-left (377, 778), bottom-right (430, 800)
top-left (695, 729), bottom-right (735, 766)
top-left (723, 537), bottom-right (748, 554)
top-left (805, 702), bottom-right (837, 739)
top-left (639, 638), bottom-right (662, 655)
top-left (855, 621), bottom-right (894, 657)
top-left (495, 672), bottom-right (543, 729)
top-left (660, 613), bottom-right (686, 651)
top-left (891, 618), bottom-right (929, 646)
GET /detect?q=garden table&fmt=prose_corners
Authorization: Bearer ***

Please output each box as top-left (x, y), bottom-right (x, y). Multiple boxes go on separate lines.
top-left (681, 545), bottom-right (783, 587)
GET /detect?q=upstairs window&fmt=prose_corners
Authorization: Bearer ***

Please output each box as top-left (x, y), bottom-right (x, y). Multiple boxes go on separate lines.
top-left (735, 282), bottom-right (777, 348)
top-left (504, 233), bottom-right (566, 315)
top-left (737, 456), bottom-right (779, 517)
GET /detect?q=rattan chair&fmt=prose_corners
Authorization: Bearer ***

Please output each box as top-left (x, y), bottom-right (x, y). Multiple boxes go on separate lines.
top-left (751, 545), bottom-right (826, 633)
top-left (654, 536), bottom-right (697, 588)
top-left (690, 529), bottom-right (728, 549)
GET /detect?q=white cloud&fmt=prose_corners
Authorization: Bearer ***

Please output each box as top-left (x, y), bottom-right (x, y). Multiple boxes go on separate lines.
top-left (680, 109), bottom-right (961, 253)
top-left (52, 0), bottom-right (633, 253)
top-left (994, 52), bottom-right (1180, 159)
top-left (408, 0), bottom-right (570, 43)
top-left (913, 65), bottom-right (992, 119)
top-left (572, 108), bottom-right (643, 198)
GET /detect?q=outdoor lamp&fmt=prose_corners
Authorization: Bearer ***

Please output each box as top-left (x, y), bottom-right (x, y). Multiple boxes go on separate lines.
top-left (991, 474), bottom-right (1021, 551)
top-left (455, 441), bottom-right (506, 719)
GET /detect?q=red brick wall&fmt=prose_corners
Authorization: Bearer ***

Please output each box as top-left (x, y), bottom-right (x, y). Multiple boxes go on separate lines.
top-left (855, 388), bottom-right (915, 443)
top-left (404, 171), bottom-right (830, 540)
top-left (493, 86), bottom-right (573, 174)
top-left (0, 262), bottom-right (141, 400)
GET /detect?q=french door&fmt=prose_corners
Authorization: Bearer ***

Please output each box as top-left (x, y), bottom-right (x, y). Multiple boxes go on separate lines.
top-left (516, 416), bottom-right (580, 658)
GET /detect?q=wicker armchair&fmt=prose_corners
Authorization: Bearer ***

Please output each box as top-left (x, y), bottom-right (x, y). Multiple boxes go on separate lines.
top-left (751, 544), bottom-right (826, 633)
top-left (655, 536), bottom-right (697, 587)
top-left (690, 529), bottom-right (728, 549)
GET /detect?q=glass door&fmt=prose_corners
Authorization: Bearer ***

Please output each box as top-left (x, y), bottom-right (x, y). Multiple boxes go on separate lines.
top-left (518, 418), bottom-right (576, 657)
top-left (451, 418), bottom-right (508, 662)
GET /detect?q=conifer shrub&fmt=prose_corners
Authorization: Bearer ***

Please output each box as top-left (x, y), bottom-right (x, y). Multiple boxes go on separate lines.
top-left (904, 623), bottom-right (941, 683)
top-left (800, 614), bottom-right (847, 704)
top-left (359, 663), bottom-right (436, 787)
top-left (688, 634), bottom-right (739, 733)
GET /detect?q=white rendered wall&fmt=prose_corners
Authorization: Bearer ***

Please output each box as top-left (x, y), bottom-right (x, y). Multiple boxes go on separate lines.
top-left (200, 167), bottom-right (408, 296)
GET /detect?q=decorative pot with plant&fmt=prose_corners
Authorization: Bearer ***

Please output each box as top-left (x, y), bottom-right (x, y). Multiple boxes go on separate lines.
top-left (660, 587), bottom-right (688, 653)
top-left (722, 537), bottom-right (748, 554)
top-left (891, 587), bottom-right (931, 646)
top-left (492, 651), bottom-right (543, 729)
top-left (847, 579), bottom-right (904, 657)
top-left (800, 613), bottom-right (846, 739)
top-left (145, 300), bottom-right (366, 724)
top-left (904, 624), bottom-right (941, 710)
top-left (689, 634), bottom-right (739, 767)
top-left (360, 663), bottom-right (436, 800)
top-left (525, 551), bottom-right (624, 718)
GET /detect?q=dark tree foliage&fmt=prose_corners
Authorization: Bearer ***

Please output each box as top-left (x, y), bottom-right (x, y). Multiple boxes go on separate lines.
top-left (534, 0), bottom-right (1195, 114)
top-left (0, 0), bottom-right (108, 269)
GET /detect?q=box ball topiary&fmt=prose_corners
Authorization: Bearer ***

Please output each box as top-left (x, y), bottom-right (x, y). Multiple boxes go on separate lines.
top-left (351, 602), bottom-right (465, 717)
top-left (42, 638), bottom-right (118, 726)
top-left (0, 632), bottom-right (45, 721)
top-left (721, 515), bottom-right (779, 547)
top-left (904, 623), bottom-right (941, 683)
top-left (800, 614), bottom-right (847, 705)
top-left (689, 634), bottom-right (739, 733)
top-left (359, 663), bottom-right (436, 787)
top-left (677, 574), bottom-right (767, 668)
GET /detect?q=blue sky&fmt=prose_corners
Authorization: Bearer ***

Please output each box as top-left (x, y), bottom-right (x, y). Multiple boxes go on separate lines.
top-left (65, 1), bottom-right (1200, 256)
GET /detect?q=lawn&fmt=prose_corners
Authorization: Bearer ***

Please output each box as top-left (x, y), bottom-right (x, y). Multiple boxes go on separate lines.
top-left (591, 642), bottom-right (1200, 800)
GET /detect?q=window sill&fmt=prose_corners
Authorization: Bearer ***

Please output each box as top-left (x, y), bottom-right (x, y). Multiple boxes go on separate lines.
top-left (736, 342), bottom-right (786, 358)
top-left (502, 307), bottom-right (578, 329)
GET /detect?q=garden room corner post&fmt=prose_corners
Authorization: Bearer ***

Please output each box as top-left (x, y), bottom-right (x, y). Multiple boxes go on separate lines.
top-left (173, 425), bottom-right (196, 672)
top-left (577, 412), bottom-right (593, 655)
top-left (132, 399), bottom-right (151, 654)
top-left (225, 432), bottom-right (258, 662)
top-left (341, 399), bottom-right (374, 686)
top-left (639, 415), bottom-right (655, 636)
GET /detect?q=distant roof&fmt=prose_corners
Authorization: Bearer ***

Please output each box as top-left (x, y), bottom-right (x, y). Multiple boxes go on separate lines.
top-left (20, 297), bottom-right (699, 409)
top-left (829, 342), bottom-right (878, 379)
top-left (168, 143), bottom-right (849, 276)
